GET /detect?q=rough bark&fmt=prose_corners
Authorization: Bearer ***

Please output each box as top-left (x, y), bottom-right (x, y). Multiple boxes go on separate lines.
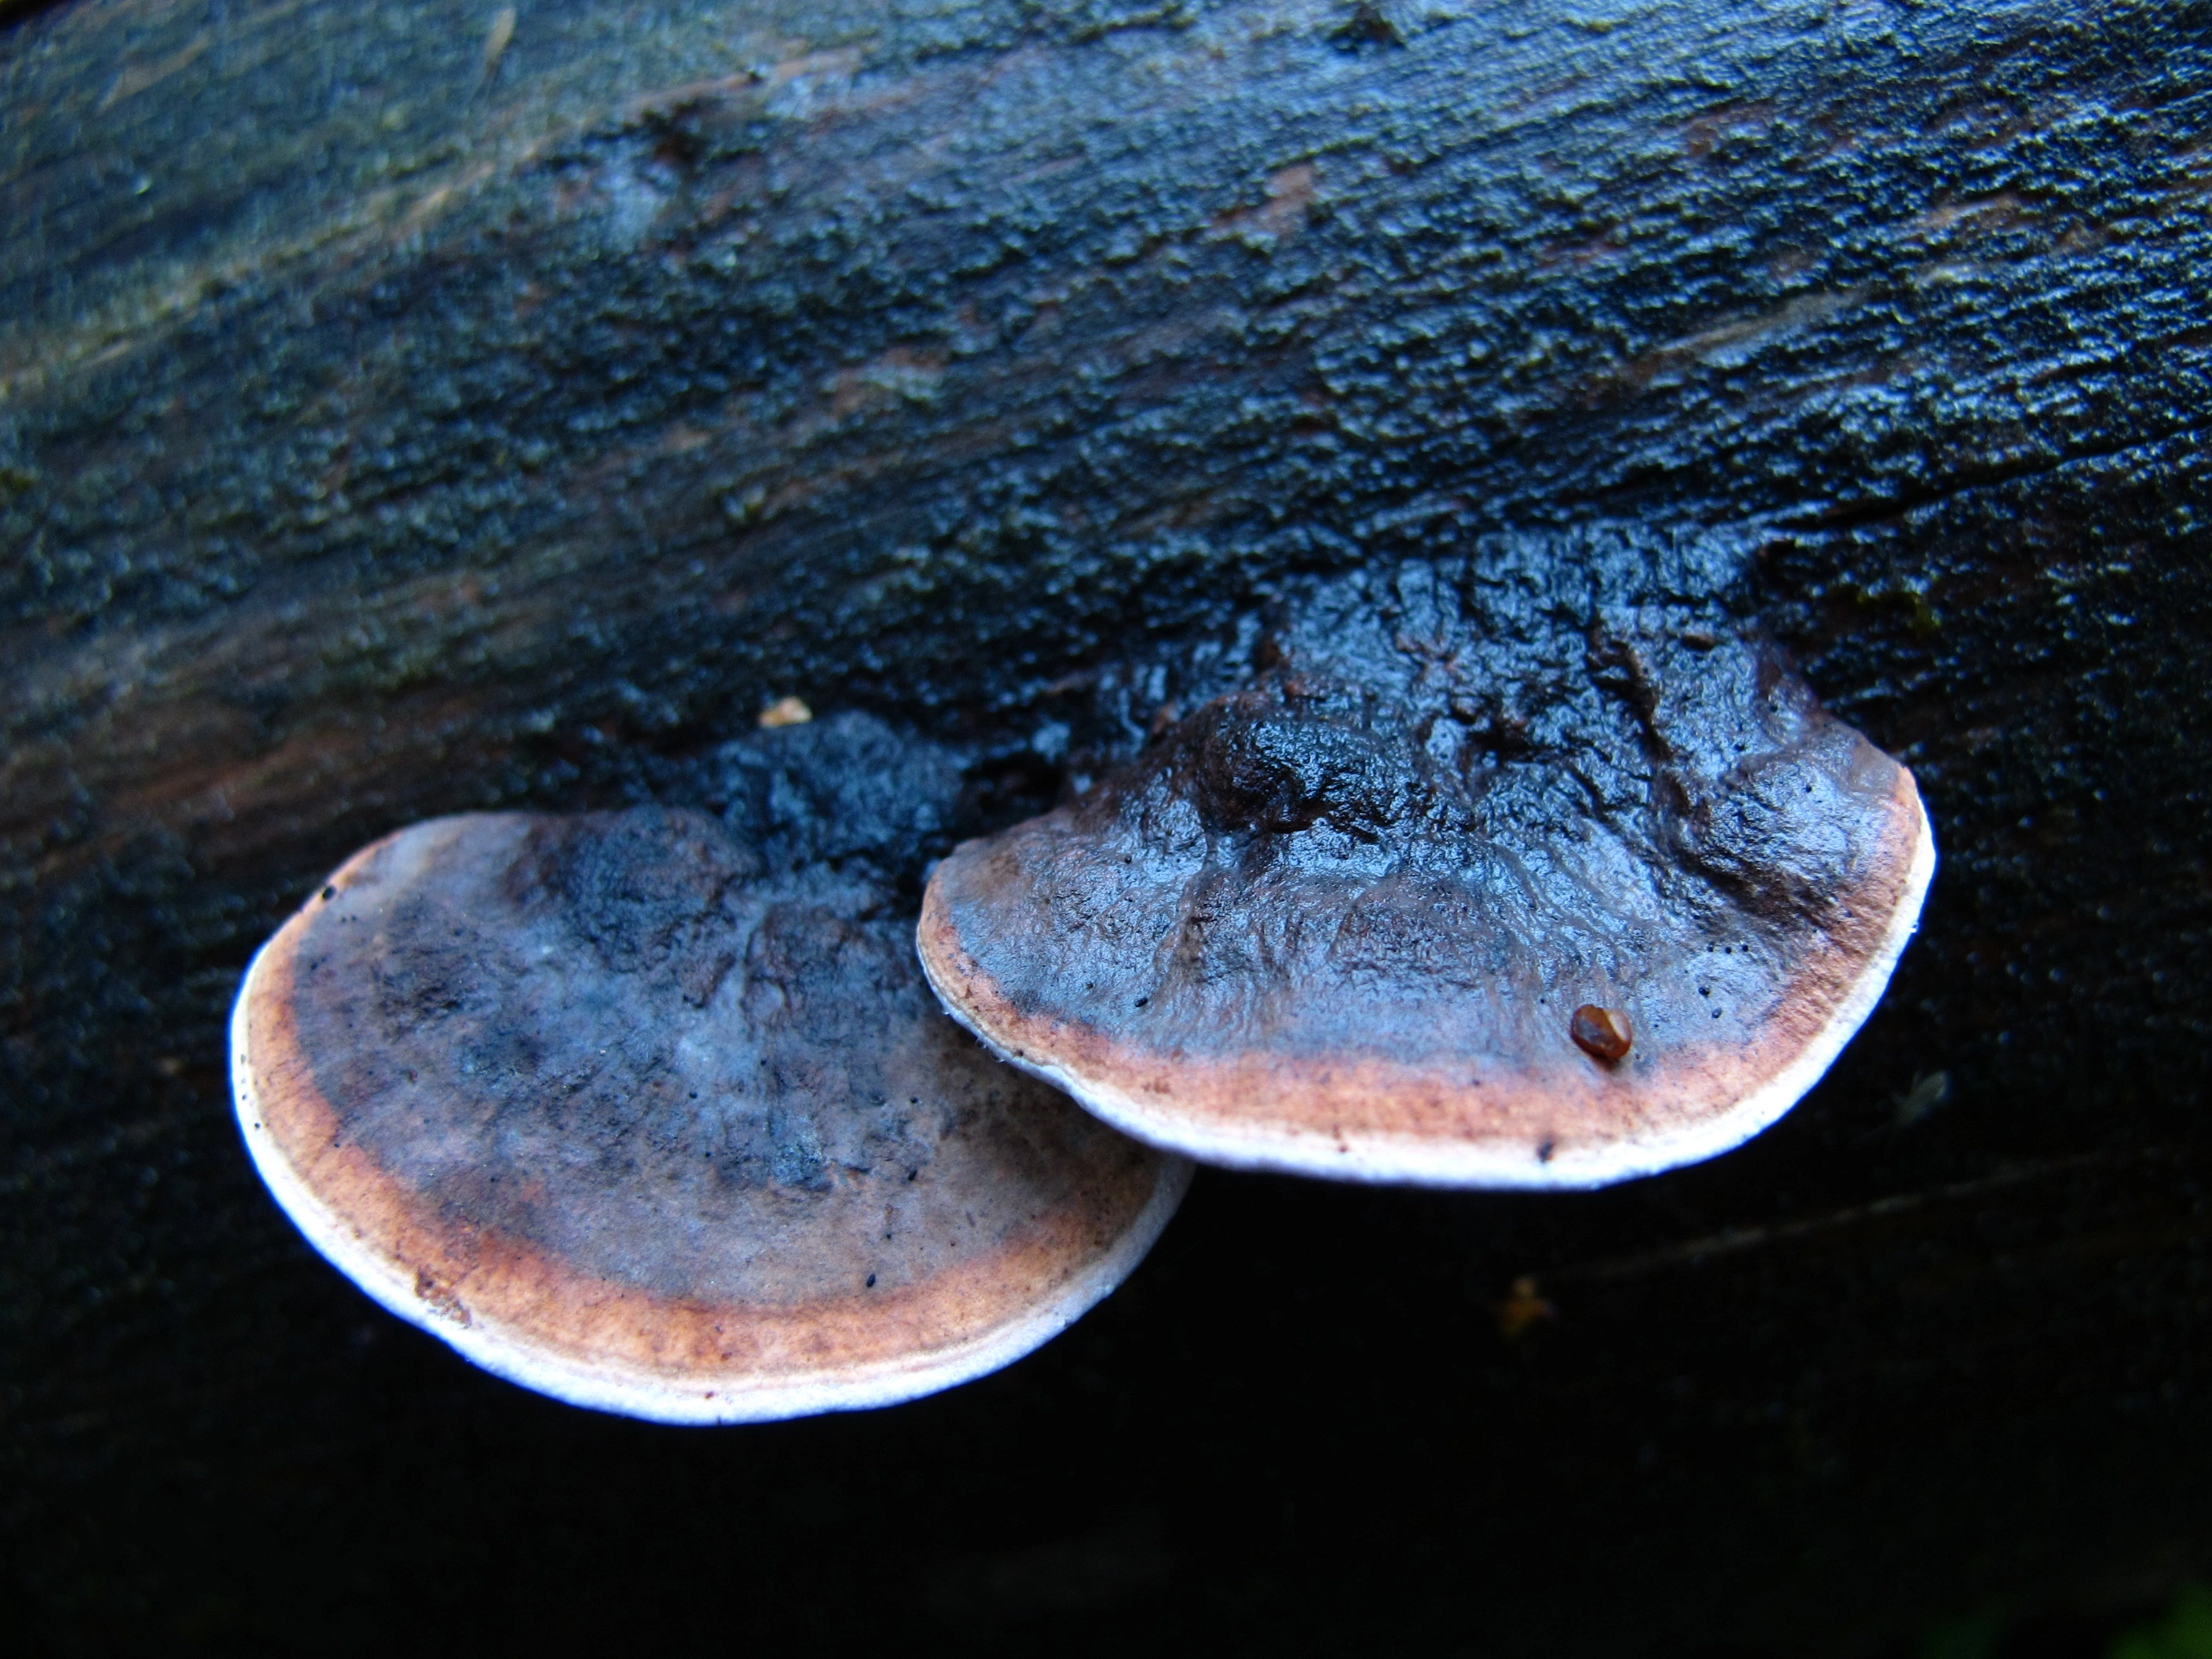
top-left (3, 0), bottom-right (2210, 1649)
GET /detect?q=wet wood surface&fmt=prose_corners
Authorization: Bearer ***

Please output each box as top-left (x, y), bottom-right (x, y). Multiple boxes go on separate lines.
top-left (3, 0), bottom-right (2208, 1649)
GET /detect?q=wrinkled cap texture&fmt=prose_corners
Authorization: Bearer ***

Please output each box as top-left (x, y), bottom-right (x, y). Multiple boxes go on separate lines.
top-left (921, 548), bottom-right (1934, 1188)
top-left (231, 784), bottom-right (1188, 1423)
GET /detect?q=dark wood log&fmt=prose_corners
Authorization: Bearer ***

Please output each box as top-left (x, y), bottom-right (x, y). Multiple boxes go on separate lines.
top-left (4, 0), bottom-right (2209, 1648)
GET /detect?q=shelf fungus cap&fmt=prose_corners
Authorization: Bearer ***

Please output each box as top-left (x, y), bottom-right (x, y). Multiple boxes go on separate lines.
top-left (232, 807), bottom-right (1188, 1423)
top-left (919, 556), bottom-right (1935, 1189)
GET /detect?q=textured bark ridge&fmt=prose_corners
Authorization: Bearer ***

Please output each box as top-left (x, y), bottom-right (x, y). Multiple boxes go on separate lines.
top-left (923, 552), bottom-right (1931, 1185)
top-left (233, 798), bottom-right (1186, 1422)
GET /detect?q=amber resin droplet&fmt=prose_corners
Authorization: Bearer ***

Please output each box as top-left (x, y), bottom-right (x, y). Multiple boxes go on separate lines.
top-left (1570, 1005), bottom-right (1634, 1064)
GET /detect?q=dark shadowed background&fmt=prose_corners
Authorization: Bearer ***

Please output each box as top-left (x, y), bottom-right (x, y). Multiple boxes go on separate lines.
top-left (4, 0), bottom-right (2210, 1650)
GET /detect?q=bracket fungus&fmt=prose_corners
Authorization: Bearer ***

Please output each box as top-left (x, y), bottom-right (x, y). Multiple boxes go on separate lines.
top-left (231, 782), bottom-right (1188, 1422)
top-left (920, 552), bottom-right (1934, 1188)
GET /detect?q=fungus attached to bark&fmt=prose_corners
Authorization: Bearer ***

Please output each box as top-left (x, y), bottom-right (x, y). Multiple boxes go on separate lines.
top-left (232, 803), bottom-right (1188, 1422)
top-left (920, 551), bottom-right (1935, 1188)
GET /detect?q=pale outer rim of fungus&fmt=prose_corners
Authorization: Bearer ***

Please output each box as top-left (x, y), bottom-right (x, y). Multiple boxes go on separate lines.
top-left (919, 797), bottom-right (1936, 1192)
top-left (230, 929), bottom-right (1193, 1426)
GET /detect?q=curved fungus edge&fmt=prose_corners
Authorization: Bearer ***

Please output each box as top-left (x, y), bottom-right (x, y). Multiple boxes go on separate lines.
top-left (919, 782), bottom-right (1935, 1191)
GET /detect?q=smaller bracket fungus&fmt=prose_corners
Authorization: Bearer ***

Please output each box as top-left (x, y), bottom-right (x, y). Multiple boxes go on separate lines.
top-left (920, 550), bottom-right (1935, 1188)
top-left (232, 798), bottom-right (1188, 1423)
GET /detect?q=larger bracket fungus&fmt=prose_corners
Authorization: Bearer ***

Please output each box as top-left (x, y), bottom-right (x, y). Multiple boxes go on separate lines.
top-left (921, 551), bottom-right (1934, 1188)
top-left (231, 726), bottom-right (1188, 1423)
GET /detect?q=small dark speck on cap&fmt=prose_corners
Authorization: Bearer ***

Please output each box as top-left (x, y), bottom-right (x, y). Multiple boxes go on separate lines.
top-left (322, 886), bottom-right (336, 900)
top-left (1134, 996), bottom-right (1148, 1008)
top-left (1537, 1139), bottom-right (1556, 1163)
top-left (866, 1274), bottom-right (877, 1288)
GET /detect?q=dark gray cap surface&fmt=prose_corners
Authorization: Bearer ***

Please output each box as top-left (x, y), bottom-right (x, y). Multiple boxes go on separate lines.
top-left (921, 557), bottom-right (1932, 1187)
